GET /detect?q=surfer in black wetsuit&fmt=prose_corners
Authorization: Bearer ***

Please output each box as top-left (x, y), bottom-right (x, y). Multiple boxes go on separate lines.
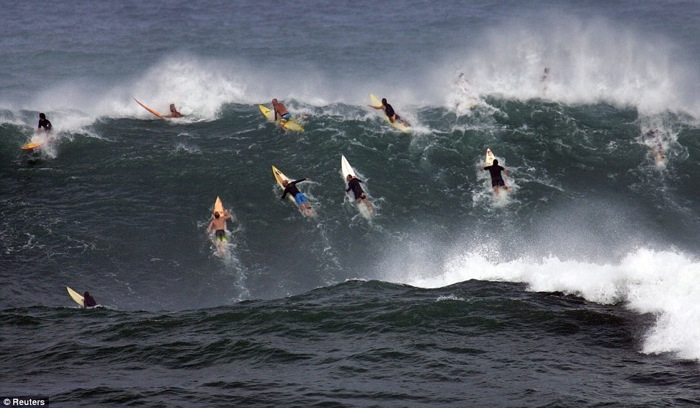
top-left (371, 98), bottom-right (410, 126)
top-left (37, 113), bottom-right (52, 136)
top-left (281, 178), bottom-right (314, 216)
top-left (345, 174), bottom-right (374, 214)
top-left (83, 292), bottom-right (97, 308)
top-left (482, 159), bottom-right (509, 196)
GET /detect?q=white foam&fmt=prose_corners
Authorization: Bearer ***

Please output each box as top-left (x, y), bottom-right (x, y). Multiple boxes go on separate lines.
top-left (408, 247), bottom-right (700, 361)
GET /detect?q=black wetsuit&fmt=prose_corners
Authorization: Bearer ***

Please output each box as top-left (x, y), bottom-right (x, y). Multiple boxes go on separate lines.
top-left (38, 118), bottom-right (52, 131)
top-left (346, 177), bottom-right (366, 200)
top-left (483, 164), bottom-right (506, 187)
top-left (83, 293), bottom-right (97, 307)
top-left (384, 103), bottom-right (396, 118)
top-left (280, 179), bottom-right (306, 200)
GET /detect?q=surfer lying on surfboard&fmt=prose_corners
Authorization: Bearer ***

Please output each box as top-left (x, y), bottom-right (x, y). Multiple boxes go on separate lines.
top-left (208, 210), bottom-right (232, 241)
top-left (370, 97), bottom-right (410, 127)
top-left (280, 178), bottom-right (314, 217)
top-left (483, 159), bottom-right (509, 196)
top-left (345, 174), bottom-right (374, 215)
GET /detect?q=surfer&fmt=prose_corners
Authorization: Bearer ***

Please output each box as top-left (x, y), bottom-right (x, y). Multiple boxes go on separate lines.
top-left (272, 99), bottom-right (291, 123)
top-left (163, 104), bottom-right (184, 118)
top-left (208, 210), bottom-right (232, 241)
top-left (281, 178), bottom-right (314, 217)
top-left (645, 129), bottom-right (666, 164)
top-left (482, 159), bottom-right (509, 195)
top-left (83, 292), bottom-right (97, 308)
top-left (345, 175), bottom-right (374, 214)
top-left (37, 113), bottom-right (52, 136)
top-left (371, 98), bottom-right (410, 126)
top-left (540, 67), bottom-right (550, 93)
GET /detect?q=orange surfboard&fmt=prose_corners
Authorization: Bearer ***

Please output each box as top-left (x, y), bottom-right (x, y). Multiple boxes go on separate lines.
top-left (134, 98), bottom-right (165, 119)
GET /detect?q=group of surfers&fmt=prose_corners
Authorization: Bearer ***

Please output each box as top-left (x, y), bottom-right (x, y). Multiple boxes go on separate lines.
top-left (208, 172), bottom-right (375, 240)
top-left (34, 97), bottom-right (507, 250)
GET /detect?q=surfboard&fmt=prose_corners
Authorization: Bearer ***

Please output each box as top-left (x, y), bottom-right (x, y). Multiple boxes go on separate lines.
top-left (66, 286), bottom-right (84, 307)
top-left (369, 94), bottom-right (411, 134)
top-left (272, 165), bottom-right (314, 217)
top-left (341, 154), bottom-right (356, 181)
top-left (485, 148), bottom-right (496, 166)
top-left (134, 98), bottom-right (166, 119)
top-left (214, 196), bottom-right (225, 215)
top-left (21, 140), bottom-right (46, 151)
top-left (341, 155), bottom-right (374, 219)
top-left (259, 105), bottom-right (304, 132)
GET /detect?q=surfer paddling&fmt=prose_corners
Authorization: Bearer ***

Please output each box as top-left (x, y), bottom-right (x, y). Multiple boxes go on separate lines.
top-left (483, 159), bottom-right (509, 196)
top-left (280, 178), bottom-right (314, 217)
top-left (208, 210), bottom-right (232, 241)
top-left (345, 174), bottom-right (374, 215)
top-left (371, 97), bottom-right (410, 126)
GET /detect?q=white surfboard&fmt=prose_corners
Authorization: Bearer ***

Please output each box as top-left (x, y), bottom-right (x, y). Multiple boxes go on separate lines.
top-left (66, 286), bottom-right (85, 307)
top-left (341, 155), bottom-right (373, 218)
top-left (485, 148), bottom-right (495, 166)
top-left (341, 155), bottom-right (356, 180)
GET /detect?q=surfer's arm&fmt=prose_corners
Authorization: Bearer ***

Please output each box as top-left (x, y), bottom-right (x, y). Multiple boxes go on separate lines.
top-left (280, 189), bottom-right (289, 200)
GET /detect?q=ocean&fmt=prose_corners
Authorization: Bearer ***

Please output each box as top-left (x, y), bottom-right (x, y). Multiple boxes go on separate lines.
top-left (1, 0), bottom-right (699, 406)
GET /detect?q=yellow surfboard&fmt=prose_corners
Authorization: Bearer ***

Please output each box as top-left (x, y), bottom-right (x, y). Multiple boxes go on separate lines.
top-left (214, 196), bottom-right (225, 215)
top-left (259, 105), bottom-right (304, 132)
top-left (21, 141), bottom-right (46, 151)
top-left (369, 94), bottom-right (411, 134)
top-left (272, 165), bottom-right (297, 205)
top-left (272, 165), bottom-right (315, 217)
top-left (134, 98), bottom-right (166, 119)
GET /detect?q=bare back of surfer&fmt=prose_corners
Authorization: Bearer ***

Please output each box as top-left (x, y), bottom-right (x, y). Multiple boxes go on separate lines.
top-left (208, 210), bottom-right (231, 241)
top-left (163, 104), bottom-right (184, 118)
